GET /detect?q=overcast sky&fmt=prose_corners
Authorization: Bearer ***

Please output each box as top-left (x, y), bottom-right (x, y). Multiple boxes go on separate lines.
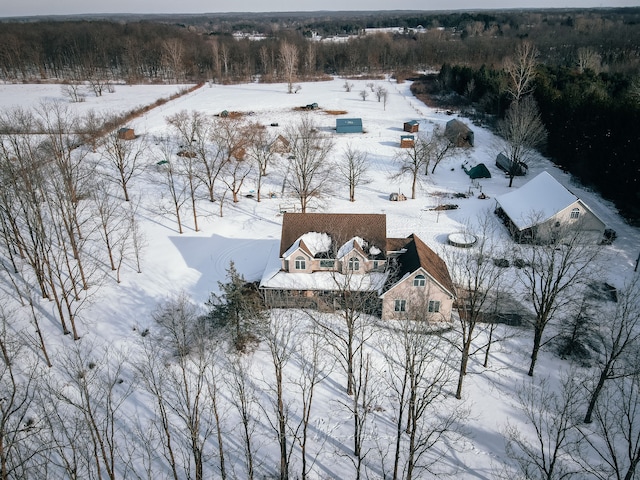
top-left (1, 0), bottom-right (637, 18)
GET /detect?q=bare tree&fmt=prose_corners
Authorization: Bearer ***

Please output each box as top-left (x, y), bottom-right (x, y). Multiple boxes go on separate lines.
top-left (245, 124), bottom-right (277, 202)
top-left (153, 141), bottom-right (188, 234)
top-left (0, 308), bottom-right (43, 479)
top-left (261, 310), bottom-right (300, 480)
top-left (583, 275), bottom-right (640, 423)
top-left (503, 374), bottom-right (582, 480)
top-left (149, 294), bottom-right (223, 480)
top-left (210, 116), bottom-right (249, 203)
top-left (391, 126), bottom-right (453, 199)
top-left (374, 85), bottom-right (388, 102)
top-left (293, 322), bottom-right (333, 480)
top-left (343, 81), bottom-right (354, 92)
top-left (336, 144), bottom-right (370, 202)
top-left (162, 38), bottom-right (184, 82)
top-left (310, 259), bottom-right (382, 396)
top-left (343, 351), bottom-right (375, 480)
top-left (61, 82), bottom-right (86, 103)
top-left (91, 181), bottom-right (126, 273)
top-left (496, 96), bottom-right (548, 187)
top-left (280, 41), bottom-right (298, 94)
top-left (166, 111), bottom-right (209, 231)
top-left (284, 115), bottom-right (334, 213)
top-left (503, 41), bottom-right (539, 102)
top-left (49, 342), bottom-right (134, 480)
top-left (101, 129), bottom-right (147, 202)
top-left (516, 225), bottom-right (600, 376)
top-left (126, 197), bottom-right (146, 274)
top-left (576, 47), bottom-right (602, 74)
top-left (577, 371), bottom-right (640, 480)
top-left (359, 89), bottom-right (369, 101)
top-left (446, 214), bottom-right (507, 400)
top-left (135, 330), bottom-right (181, 480)
top-left (226, 354), bottom-right (259, 480)
top-left (381, 317), bottom-right (462, 480)
top-left (221, 153), bottom-right (253, 203)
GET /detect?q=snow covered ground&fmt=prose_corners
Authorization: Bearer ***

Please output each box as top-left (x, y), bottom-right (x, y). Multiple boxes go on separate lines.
top-left (2, 77), bottom-right (639, 479)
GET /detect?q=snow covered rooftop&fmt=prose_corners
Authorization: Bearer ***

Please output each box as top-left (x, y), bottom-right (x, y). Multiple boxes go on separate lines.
top-left (495, 171), bottom-right (580, 231)
top-left (260, 246), bottom-right (388, 292)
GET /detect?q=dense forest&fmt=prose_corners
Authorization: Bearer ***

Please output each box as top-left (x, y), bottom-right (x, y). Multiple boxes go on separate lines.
top-left (0, 8), bottom-right (638, 221)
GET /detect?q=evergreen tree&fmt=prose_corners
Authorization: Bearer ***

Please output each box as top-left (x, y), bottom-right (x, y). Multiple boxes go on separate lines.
top-left (205, 261), bottom-right (267, 351)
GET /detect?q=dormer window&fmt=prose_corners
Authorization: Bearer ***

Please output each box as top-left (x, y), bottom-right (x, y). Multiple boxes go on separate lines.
top-left (348, 257), bottom-right (360, 271)
top-left (295, 256), bottom-right (306, 270)
top-left (570, 208), bottom-right (580, 219)
top-left (413, 274), bottom-right (426, 287)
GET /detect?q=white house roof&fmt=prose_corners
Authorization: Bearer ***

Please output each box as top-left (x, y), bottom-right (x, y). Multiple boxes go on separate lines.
top-left (495, 171), bottom-right (580, 231)
top-left (260, 270), bottom-right (389, 292)
top-left (260, 246), bottom-right (388, 292)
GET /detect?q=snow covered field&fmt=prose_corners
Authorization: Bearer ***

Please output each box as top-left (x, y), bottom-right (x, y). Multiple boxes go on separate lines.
top-left (2, 77), bottom-right (639, 479)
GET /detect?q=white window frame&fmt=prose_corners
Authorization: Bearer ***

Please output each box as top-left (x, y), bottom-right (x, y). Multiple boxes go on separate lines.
top-left (394, 299), bottom-right (406, 312)
top-left (428, 300), bottom-right (441, 313)
top-left (295, 256), bottom-right (306, 270)
top-left (413, 274), bottom-right (426, 287)
top-left (570, 208), bottom-right (580, 219)
top-left (348, 257), bottom-right (360, 271)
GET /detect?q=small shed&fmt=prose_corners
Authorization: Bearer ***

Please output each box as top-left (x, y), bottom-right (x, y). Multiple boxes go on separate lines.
top-left (117, 128), bottom-right (135, 140)
top-left (496, 152), bottom-right (527, 176)
top-left (403, 120), bottom-right (419, 133)
top-left (465, 163), bottom-right (491, 179)
top-left (336, 118), bottom-right (363, 134)
top-left (400, 135), bottom-right (415, 148)
top-left (389, 192), bottom-right (407, 201)
top-left (445, 119), bottom-right (474, 147)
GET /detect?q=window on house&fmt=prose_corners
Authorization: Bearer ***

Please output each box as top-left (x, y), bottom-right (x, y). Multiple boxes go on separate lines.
top-left (428, 300), bottom-right (441, 313)
top-left (295, 256), bottom-right (306, 270)
top-left (348, 257), bottom-right (360, 271)
top-left (570, 208), bottom-right (580, 219)
top-left (320, 259), bottom-right (335, 268)
top-left (413, 274), bottom-right (426, 287)
top-left (394, 299), bottom-right (406, 312)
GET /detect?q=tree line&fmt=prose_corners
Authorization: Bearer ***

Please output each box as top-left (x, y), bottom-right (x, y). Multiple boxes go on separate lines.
top-left (1, 8), bottom-right (639, 83)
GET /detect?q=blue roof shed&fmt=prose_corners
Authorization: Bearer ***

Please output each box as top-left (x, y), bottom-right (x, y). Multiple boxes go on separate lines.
top-left (336, 118), bottom-right (363, 133)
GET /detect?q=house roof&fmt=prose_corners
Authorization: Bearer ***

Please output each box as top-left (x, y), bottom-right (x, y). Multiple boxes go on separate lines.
top-left (336, 118), bottom-right (362, 127)
top-left (445, 118), bottom-right (471, 133)
top-left (495, 171), bottom-right (584, 230)
top-left (279, 213), bottom-right (387, 258)
top-left (387, 234), bottom-right (455, 296)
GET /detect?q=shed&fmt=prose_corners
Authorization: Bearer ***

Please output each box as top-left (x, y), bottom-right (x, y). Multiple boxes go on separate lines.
top-left (400, 135), bottom-right (415, 148)
top-left (117, 128), bottom-right (135, 140)
top-left (445, 119), bottom-right (474, 147)
top-left (403, 120), bottom-right (419, 133)
top-left (336, 118), bottom-right (363, 134)
top-left (496, 152), bottom-right (527, 176)
top-left (465, 163), bottom-right (491, 179)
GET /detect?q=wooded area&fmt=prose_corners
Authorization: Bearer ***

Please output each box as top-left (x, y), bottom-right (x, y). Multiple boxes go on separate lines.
top-left (1, 8), bottom-right (638, 221)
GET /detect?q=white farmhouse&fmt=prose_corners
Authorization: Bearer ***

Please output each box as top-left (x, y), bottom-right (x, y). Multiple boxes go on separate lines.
top-left (495, 171), bottom-right (606, 243)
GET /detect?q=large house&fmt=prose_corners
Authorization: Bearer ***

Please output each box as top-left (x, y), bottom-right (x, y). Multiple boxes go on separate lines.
top-left (260, 213), bottom-right (456, 321)
top-left (495, 171), bottom-right (606, 243)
